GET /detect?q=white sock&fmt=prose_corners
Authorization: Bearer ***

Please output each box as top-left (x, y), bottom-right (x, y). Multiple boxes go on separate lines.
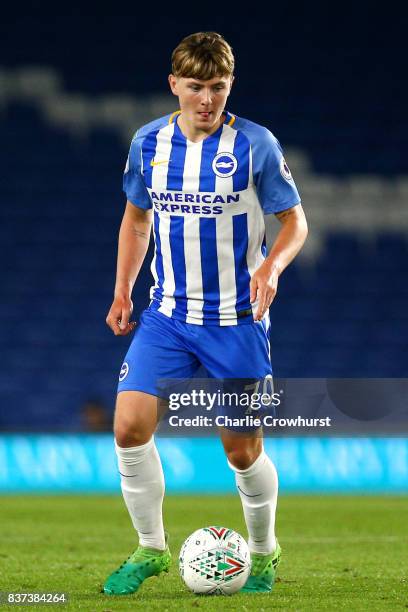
top-left (115, 436), bottom-right (165, 550)
top-left (228, 450), bottom-right (278, 555)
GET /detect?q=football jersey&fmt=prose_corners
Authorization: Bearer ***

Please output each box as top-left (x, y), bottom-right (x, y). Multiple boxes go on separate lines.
top-left (123, 110), bottom-right (301, 326)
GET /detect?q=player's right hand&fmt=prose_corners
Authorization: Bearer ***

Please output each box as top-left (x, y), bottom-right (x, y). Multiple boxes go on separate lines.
top-left (106, 295), bottom-right (137, 336)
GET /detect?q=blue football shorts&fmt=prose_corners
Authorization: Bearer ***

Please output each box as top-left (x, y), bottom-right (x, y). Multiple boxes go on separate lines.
top-left (117, 307), bottom-right (272, 398)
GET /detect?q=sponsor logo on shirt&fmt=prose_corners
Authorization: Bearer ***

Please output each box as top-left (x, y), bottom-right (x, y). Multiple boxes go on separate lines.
top-left (149, 191), bottom-right (240, 215)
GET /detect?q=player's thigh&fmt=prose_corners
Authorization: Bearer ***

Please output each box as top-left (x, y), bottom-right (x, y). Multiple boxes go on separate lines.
top-left (117, 308), bottom-right (200, 398)
top-left (114, 309), bottom-right (200, 446)
top-left (114, 390), bottom-right (163, 446)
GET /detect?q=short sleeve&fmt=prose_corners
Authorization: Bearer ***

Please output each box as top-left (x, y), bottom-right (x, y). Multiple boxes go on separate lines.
top-left (123, 132), bottom-right (152, 209)
top-left (252, 128), bottom-right (301, 214)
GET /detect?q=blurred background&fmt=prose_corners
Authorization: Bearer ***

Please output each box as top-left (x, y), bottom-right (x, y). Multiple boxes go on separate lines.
top-left (0, 9), bottom-right (407, 493)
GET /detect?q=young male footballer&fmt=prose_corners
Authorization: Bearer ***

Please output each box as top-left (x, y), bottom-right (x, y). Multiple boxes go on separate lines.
top-left (104, 31), bottom-right (308, 596)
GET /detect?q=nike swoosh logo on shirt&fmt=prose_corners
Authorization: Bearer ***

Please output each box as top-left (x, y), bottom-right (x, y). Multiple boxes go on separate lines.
top-left (150, 159), bottom-right (171, 166)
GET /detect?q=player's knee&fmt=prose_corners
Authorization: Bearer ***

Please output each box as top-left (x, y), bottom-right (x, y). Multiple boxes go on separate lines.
top-left (114, 393), bottom-right (157, 447)
top-left (226, 446), bottom-right (261, 470)
top-left (114, 421), bottom-right (151, 447)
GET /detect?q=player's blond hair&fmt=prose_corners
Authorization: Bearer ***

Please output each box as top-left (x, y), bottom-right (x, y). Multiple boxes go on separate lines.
top-left (171, 32), bottom-right (234, 80)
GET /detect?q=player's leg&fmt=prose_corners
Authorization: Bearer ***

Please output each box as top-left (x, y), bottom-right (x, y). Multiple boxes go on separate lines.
top-left (114, 390), bottom-right (166, 550)
top-left (104, 309), bottom-right (199, 595)
top-left (220, 428), bottom-right (278, 555)
top-left (220, 427), bottom-right (281, 591)
top-left (220, 425), bottom-right (281, 593)
top-left (194, 320), bottom-right (281, 592)
top-left (219, 427), bottom-right (262, 469)
top-left (104, 390), bottom-right (171, 595)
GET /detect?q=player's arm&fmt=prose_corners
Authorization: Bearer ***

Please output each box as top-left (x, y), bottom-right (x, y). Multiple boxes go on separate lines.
top-left (106, 201), bottom-right (152, 336)
top-left (250, 203), bottom-right (308, 321)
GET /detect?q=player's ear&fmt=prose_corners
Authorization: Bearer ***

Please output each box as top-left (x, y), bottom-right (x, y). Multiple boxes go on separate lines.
top-left (228, 75), bottom-right (235, 93)
top-left (168, 74), bottom-right (178, 96)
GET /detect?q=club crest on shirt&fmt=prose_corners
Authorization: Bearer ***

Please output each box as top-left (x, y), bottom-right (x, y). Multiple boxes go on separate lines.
top-left (212, 152), bottom-right (238, 178)
top-left (280, 156), bottom-right (293, 182)
top-left (119, 362), bottom-right (129, 382)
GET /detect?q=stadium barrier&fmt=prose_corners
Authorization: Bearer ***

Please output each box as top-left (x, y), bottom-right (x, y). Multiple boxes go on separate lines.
top-left (0, 435), bottom-right (406, 493)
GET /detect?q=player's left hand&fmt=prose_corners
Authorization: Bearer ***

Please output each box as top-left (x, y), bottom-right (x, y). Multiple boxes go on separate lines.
top-left (250, 262), bottom-right (279, 321)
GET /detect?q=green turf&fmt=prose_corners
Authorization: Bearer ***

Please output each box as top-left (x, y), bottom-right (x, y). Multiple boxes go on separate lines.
top-left (0, 495), bottom-right (407, 611)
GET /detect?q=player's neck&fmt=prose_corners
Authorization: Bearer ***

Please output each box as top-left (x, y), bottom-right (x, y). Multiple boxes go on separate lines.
top-left (177, 112), bottom-right (226, 143)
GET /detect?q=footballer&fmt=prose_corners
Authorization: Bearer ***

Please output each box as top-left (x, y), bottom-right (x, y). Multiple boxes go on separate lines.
top-left (104, 31), bottom-right (308, 595)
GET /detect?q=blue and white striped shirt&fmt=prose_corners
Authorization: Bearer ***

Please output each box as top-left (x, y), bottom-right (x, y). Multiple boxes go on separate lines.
top-left (123, 110), bottom-right (300, 326)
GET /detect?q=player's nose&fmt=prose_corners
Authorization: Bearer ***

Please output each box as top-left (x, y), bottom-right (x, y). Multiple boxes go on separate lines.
top-left (200, 88), bottom-right (212, 105)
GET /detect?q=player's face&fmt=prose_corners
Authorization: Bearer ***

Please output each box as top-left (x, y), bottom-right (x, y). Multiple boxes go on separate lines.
top-left (168, 74), bottom-right (234, 136)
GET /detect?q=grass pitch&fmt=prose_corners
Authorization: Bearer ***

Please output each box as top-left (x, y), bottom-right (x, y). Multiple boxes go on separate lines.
top-left (1, 495), bottom-right (407, 611)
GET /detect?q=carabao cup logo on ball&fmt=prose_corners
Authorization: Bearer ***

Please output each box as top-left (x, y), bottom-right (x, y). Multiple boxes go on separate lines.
top-left (212, 152), bottom-right (238, 178)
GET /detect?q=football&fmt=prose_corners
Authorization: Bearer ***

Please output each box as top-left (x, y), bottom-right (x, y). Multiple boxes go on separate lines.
top-left (179, 526), bottom-right (251, 595)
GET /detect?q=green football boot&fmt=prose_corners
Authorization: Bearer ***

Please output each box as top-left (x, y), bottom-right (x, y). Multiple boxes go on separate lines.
top-left (241, 540), bottom-right (282, 593)
top-left (103, 534), bottom-right (171, 595)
